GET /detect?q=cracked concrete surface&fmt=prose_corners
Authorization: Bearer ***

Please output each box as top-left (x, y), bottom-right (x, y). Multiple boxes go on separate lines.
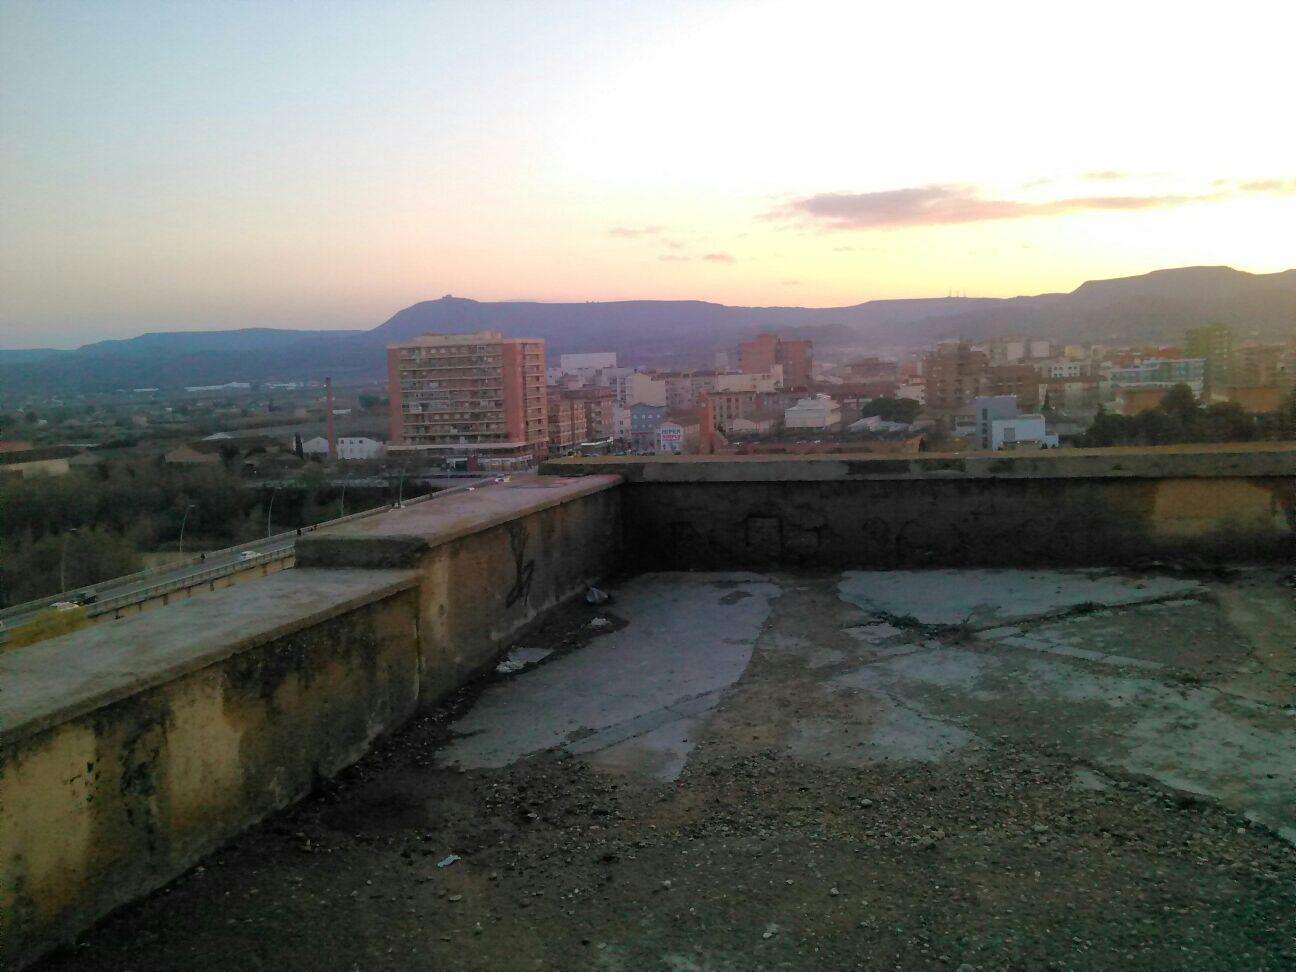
top-left (439, 573), bottom-right (779, 779)
top-left (443, 566), bottom-right (1294, 841)
top-left (45, 567), bottom-right (1296, 970)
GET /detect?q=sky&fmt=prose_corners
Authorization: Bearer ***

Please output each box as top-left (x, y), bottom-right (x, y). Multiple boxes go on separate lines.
top-left (2, 0), bottom-right (1295, 348)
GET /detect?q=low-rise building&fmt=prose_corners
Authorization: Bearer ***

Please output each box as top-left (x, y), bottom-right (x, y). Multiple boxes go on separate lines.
top-left (629, 403), bottom-right (668, 452)
top-left (784, 394), bottom-right (842, 431)
top-left (300, 436), bottom-right (386, 460)
top-left (0, 446), bottom-right (77, 478)
top-left (1109, 358), bottom-right (1207, 396)
top-left (971, 395), bottom-right (1057, 450)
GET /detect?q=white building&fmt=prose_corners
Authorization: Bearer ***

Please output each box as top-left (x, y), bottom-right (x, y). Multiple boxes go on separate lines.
top-left (623, 372), bottom-right (667, 406)
top-left (971, 396), bottom-right (1057, 451)
top-left (559, 352), bottom-right (617, 373)
top-left (1046, 361), bottom-right (1086, 379)
top-left (301, 436), bottom-right (386, 460)
top-left (897, 381), bottom-right (926, 405)
top-left (988, 413), bottom-right (1058, 451)
top-left (783, 394), bottom-right (842, 430)
top-left (612, 403), bottom-right (632, 443)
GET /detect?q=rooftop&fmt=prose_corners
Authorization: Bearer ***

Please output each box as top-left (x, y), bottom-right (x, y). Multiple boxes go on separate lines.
top-left (41, 564), bottom-right (1296, 968)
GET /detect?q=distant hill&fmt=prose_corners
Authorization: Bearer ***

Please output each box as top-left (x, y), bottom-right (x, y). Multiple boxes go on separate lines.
top-left (1, 266), bottom-right (1292, 396)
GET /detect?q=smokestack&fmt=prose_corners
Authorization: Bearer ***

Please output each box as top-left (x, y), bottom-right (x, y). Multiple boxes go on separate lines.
top-left (325, 377), bottom-right (338, 460)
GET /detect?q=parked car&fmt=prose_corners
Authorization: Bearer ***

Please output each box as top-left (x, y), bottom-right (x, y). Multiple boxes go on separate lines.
top-left (71, 590), bottom-right (97, 606)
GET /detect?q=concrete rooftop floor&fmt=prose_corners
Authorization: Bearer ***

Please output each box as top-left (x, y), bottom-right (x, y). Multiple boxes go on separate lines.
top-left (44, 568), bottom-right (1296, 969)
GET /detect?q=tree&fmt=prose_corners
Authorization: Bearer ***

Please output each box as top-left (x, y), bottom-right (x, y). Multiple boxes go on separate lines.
top-left (861, 396), bottom-right (920, 423)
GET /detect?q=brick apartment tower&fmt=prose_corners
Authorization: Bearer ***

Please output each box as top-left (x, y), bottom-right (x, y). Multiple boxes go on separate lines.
top-left (387, 331), bottom-right (548, 462)
top-left (739, 333), bottom-right (813, 389)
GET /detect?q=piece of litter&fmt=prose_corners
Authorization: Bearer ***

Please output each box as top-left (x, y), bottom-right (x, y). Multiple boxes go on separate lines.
top-left (437, 854), bottom-right (461, 868)
top-left (585, 586), bottom-right (610, 605)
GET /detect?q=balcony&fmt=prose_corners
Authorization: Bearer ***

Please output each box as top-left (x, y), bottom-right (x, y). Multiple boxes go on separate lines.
top-left (4, 445), bottom-right (1296, 968)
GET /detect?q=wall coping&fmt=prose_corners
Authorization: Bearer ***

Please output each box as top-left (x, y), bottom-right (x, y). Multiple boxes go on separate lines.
top-left (542, 443), bottom-right (1296, 483)
top-left (0, 568), bottom-right (419, 749)
top-left (296, 474), bottom-right (623, 568)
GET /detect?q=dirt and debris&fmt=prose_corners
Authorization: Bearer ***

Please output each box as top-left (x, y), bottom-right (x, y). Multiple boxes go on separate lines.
top-left (39, 569), bottom-right (1296, 970)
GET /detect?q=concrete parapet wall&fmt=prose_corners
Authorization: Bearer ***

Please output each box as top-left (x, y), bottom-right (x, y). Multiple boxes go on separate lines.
top-left (544, 446), bottom-right (1296, 568)
top-left (297, 475), bottom-right (623, 701)
top-left (1, 476), bottom-right (623, 967)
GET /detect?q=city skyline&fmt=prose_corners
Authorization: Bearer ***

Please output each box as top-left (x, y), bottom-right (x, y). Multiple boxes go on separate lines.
top-left (2, 0), bottom-right (1295, 348)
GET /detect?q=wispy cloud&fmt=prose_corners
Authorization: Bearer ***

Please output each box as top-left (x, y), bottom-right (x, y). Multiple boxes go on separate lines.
top-left (773, 184), bottom-right (1211, 230)
top-left (773, 176), bottom-right (1296, 231)
top-left (702, 252), bottom-right (735, 263)
top-left (1082, 170), bottom-right (1130, 181)
top-left (608, 225), bottom-right (666, 238)
top-left (1240, 178), bottom-right (1296, 193)
top-left (658, 254), bottom-right (690, 262)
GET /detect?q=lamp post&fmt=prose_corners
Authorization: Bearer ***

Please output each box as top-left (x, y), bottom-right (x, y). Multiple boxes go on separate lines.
top-left (179, 503), bottom-right (196, 558)
top-left (60, 528), bottom-right (78, 593)
top-left (339, 481), bottom-right (347, 518)
top-left (265, 487), bottom-right (278, 539)
top-left (395, 468), bottom-right (406, 508)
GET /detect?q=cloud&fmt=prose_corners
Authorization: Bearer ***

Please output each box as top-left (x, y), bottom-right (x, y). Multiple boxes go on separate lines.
top-left (1239, 178), bottom-right (1296, 193)
top-left (1082, 170), bottom-right (1129, 181)
top-left (773, 184), bottom-right (1212, 230)
top-left (608, 225), bottom-right (666, 238)
top-left (780, 279), bottom-right (802, 286)
top-left (658, 254), bottom-right (691, 262)
top-left (702, 252), bottom-right (735, 263)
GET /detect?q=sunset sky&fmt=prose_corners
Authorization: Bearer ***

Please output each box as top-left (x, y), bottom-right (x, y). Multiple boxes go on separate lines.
top-left (2, 0), bottom-right (1294, 348)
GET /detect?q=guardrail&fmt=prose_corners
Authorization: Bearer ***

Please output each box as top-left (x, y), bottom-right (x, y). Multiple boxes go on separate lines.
top-left (0, 477), bottom-right (493, 626)
top-left (88, 549), bottom-right (297, 618)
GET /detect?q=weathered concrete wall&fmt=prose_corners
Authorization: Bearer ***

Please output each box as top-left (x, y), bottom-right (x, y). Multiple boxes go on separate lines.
top-left (297, 475), bottom-right (624, 701)
top-left (1, 476), bottom-right (623, 967)
top-left (0, 570), bottom-right (421, 968)
top-left (543, 447), bottom-right (1296, 568)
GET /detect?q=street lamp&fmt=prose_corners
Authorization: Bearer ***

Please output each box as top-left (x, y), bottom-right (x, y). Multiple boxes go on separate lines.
top-left (60, 527), bottom-right (79, 593)
top-left (265, 487), bottom-right (279, 538)
top-left (395, 468), bottom-right (406, 508)
top-left (339, 481), bottom-right (347, 518)
top-left (179, 503), bottom-right (196, 558)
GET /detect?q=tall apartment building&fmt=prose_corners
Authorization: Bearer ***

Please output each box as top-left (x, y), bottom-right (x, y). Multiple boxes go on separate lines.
top-left (546, 389), bottom-right (589, 456)
top-left (986, 364), bottom-right (1043, 411)
top-left (1185, 324), bottom-right (1233, 395)
top-left (924, 342), bottom-right (989, 415)
top-left (387, 331), bottom-right (548, 465)
top-left (560, 386), bottom-right (617, 440)
top-left (739, 334), bottom-right (813, 388)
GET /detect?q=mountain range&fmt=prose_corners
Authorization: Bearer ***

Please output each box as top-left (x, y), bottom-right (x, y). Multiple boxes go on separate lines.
top-left (2, 266), bottom-right (1293, 397)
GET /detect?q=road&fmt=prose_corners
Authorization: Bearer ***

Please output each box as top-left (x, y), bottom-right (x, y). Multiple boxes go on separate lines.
top-left (0, 534), bottom-right (296, 637)
top-left (0, 476), bottom-right (503, 642)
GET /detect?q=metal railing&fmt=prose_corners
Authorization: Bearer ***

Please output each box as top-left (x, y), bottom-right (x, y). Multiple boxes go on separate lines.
top-left (0, 477), bottom-right (493, 630)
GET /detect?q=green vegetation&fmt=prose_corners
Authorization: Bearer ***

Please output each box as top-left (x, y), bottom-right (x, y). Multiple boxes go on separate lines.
top-left (1076, 385), bottom-right (1296, 447)
top-left (0, 456), bottom-right (400, 606)
top-left (860, 396), bottom-right (921, 423)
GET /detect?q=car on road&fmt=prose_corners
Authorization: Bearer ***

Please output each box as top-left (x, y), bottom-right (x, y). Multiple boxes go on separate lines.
top-left (71, 590), bottom-right (97, 606)
top-left (50, 601), bottom-right (79, 611)
top-left (238, 550), bottom-right (261, 561)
